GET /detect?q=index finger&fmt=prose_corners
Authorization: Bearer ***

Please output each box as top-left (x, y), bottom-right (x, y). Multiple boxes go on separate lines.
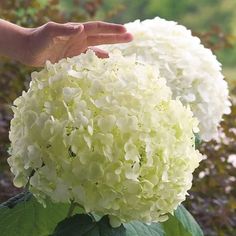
top-left (87, 33), bottom-right (133, 46)
top-left (83, 21), bottom-right (127, 35)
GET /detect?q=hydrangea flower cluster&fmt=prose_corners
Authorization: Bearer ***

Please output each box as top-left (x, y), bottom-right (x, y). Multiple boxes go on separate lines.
top-left (101, 17), bottom-right (231, 141)
top-left (8, 50), bottom-right (202, 225)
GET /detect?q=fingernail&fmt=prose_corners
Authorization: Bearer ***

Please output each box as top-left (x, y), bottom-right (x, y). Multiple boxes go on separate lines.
top-left (124, 33), bottom-right (133, 41)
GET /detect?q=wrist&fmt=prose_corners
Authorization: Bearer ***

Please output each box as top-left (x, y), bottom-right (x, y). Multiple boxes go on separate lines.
top-left (17, 27), bottom-right (35, 65)
top-left (0, 19), bottom-right (35, 65)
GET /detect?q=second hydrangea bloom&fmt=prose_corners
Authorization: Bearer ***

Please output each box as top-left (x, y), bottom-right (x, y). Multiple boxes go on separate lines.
top-left (102, 17), bottom-right (231, 141)
top-left (8, 51), bottom-right (203, 226)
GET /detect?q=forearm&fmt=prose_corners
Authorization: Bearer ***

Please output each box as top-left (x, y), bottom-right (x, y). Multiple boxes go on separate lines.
top-left (0, 19), bottom-right (29, 62)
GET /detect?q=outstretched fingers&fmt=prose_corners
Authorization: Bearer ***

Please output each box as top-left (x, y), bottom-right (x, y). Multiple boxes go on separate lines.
top-left (83, 21), bottom-right (127, 35)
top-left (87, 33), bottom-right (133, 46)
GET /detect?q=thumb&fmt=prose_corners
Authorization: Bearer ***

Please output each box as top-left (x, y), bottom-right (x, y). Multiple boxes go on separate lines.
top-left (45, 22), bottom-right (84, 37)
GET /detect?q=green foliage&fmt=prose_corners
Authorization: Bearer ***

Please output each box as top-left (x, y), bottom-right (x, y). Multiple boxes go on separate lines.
top-left (145, 0), bottom-right (191, 21)
top-left (124, 221), bottom-right (164, 236)
top-left (107, 0), bottom-right (236, 67)
top-left (52, 214), bottom-right (126, 236)
top-left (0, 191), bottom-right (32, 208)
top-left (194, 133), bottom-right (201, 150)
top-left (0, 192), bottom-right (70, 236)
top-left (0, 192), bottom-right (203, 236)
top-left (162, 205), bottom-right (203, 236)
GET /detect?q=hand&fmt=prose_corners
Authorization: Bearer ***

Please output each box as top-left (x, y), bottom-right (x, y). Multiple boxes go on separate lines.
top-left (24, 21), bottom-right (133, 67)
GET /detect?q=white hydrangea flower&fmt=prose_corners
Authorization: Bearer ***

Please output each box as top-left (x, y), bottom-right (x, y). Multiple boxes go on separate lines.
top-left (101, 17), bottom-right (231, 141)
top-left (8, 50), bottom-right (202, 225)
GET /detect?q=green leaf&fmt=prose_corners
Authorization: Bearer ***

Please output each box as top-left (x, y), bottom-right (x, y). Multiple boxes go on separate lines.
top-left (51, 214), bottom-right (99, 236)
top-left (52, 213), bottom-right (164, 236)
top-left (0, 193), bottom-right (202, 236)
top-left (0, 191), bottom-right (32, 209)
top-left (124, 221), bottom-right (164, 236)
top-left (51, 214), bottom-right (126, 236)
top-left (99, 216), bottom-right (126, 236)
top-left (162, 205), bottom-right (204, 236)
top-left (194, 133), bottom-right (201, 149)
top-left (0, 192), bottom-right (69, 236)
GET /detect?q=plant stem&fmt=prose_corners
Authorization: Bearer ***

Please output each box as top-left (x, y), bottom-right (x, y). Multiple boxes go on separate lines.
top-left (89, 212), bottom-right (96, 221)
top-left (67, 201), bottom-right (76, 218)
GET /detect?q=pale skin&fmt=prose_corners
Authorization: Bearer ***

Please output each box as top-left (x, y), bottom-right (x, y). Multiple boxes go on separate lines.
top-left (0, 19), bottom-right (133, 67)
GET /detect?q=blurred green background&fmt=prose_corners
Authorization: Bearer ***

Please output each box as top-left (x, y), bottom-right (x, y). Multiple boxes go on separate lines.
top-left (0, 1), bottom-right (235, 236)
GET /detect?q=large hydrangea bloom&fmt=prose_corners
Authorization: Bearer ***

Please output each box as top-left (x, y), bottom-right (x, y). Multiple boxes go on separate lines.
top-left (8, 51), bottom-right (202, 225)
top-left (102, 17), bottom-right (231, 141)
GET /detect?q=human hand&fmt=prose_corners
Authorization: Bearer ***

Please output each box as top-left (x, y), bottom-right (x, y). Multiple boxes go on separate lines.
top-left (23, 21), bottom-right (133, 67)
